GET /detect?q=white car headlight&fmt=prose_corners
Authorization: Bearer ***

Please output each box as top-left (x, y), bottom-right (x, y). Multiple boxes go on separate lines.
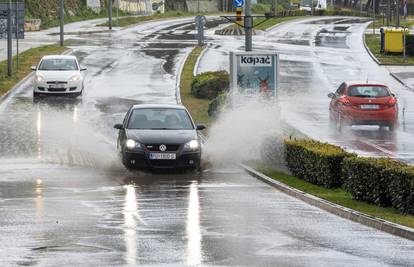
top-left (69, 75), bottom-right (81, 82)
top-left (185, 140), bottom-right (199, 150)
top-left (35, 75), bottom-right (45, 83)
top-left (126, 139), bottom-right (140, 149)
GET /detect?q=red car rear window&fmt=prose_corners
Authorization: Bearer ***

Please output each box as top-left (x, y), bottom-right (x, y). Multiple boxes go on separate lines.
top-left (347, 86), bottom-right (390, 98)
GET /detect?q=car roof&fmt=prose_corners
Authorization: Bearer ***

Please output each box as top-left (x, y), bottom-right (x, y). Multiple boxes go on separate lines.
top-left (131, 104), bottom-right (188, 110)
top-left (41, 55), bottom-right (77, 60)
top-left (345, 81), bottom-right (387, 87)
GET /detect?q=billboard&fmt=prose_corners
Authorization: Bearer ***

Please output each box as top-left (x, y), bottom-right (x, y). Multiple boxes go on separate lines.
top-left (230, 52), bottom-right (279, 103)
top-left (0, 2), bottom-right (24, 39)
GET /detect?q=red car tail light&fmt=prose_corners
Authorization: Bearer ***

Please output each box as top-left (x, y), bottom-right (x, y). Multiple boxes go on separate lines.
top-left (387, 97), bottom-right (397, 107)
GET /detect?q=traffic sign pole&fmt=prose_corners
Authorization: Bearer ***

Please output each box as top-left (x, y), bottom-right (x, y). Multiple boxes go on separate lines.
top-left (7, 0), bottom-right (12, 77)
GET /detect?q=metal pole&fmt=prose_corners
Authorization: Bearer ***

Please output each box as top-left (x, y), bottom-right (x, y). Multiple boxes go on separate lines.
top-left (7, 0), bottom-right (12, 77)
top-left (245, 0), bottom-right (252, 51)
top-left (311, 0), bottom-right (314, 16)
top-left (403, 27), bottom-right (406, 58)
top-left (60, 0), bottom-right (64, 46)
top-left (360, 0), bottom-right (363, 12)
top-left (109, 0), bottom-right (113, 30)
top-left (16, 1), bottom-right (19, 71)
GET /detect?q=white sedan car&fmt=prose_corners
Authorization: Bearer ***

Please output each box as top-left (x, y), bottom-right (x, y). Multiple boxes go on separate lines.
top-left (32, 55), bottom-right (86, 97)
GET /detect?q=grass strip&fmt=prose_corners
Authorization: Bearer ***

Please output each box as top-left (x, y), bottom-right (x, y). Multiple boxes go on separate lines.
top-left (97, 11), bottom-right (197, 27)
top-left (367, 16), bottom-right (414, 29)
top-left (179, 46), bottom-right (212, 128)
top-left (364, 33), bottom-right (414, 64)
top-left (0, 45), bottom-right (67, 97)
top-left (261, 168), bottom-right (414, 229)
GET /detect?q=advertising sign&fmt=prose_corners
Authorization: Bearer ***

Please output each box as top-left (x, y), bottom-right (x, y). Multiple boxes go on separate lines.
top-left (0, 2), bottom-right (24, 39)
top-left (230, 52), bottom-right (279, 103)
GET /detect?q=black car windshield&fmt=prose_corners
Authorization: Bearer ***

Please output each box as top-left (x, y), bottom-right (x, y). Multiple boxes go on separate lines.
top-left (127, 108), bottom-right (194, 130)
top-left (38, 58), bottom-right (78, 71)
top-left (347, 86), bottom-right (390, 98)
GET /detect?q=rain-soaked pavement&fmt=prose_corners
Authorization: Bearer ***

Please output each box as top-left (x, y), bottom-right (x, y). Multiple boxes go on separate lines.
top-left (1, 17), bottom-right (414, 266)
top-left (199, 16), bottom-right (414, 162)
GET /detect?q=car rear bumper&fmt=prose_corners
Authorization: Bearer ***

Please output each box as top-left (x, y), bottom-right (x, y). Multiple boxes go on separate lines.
top-left (341, 107), bottom-right (398, 125)
top-left (122, 150), bottom-right (201, 170)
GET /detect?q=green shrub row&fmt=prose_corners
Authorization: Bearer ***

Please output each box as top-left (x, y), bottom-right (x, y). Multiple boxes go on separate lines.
top-left (405, 35), bottom-right (414, 56)
top-left (284, 140), bottom-right (351, 188)
top-left (343, 157), bottom-right (414, 214)
top-left (284, 139), bottom-right (414, 214)
top-left (190, 71), bottom-right (229, 100)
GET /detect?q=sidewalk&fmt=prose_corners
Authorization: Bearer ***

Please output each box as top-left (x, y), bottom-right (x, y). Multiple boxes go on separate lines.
top-left (0, 17), bottom-right (121, 62)
top-left (386, 65), bottom-right (414, 89)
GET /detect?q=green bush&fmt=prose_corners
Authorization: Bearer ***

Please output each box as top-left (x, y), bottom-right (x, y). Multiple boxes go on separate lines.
top-left (405, 34), bottom-right (414, 56)
top-left (284, 140), bottom-right (353, 188)
top-left (190, 71), bottom-right (229, 100)
top-left (343, 157), bottom-right (414, 214)
top-left (208, 92), bottom-right (230, 117)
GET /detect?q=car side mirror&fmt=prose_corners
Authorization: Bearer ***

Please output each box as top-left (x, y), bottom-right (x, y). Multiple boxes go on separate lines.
top-left (328, 93), bottom-right (336, 99)
top-left (80, 67), bottom-right (87, 71)
top-left (391, 93), bottom-right (396, 97)
top-left (196, 124), bottom-right (206, 131)
top-left (114, 123), bottom-right (123, 130)
top-left (31, 66), bottom-right (36, 71)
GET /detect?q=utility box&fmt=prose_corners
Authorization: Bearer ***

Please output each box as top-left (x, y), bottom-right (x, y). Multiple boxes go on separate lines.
top-left (384, 28), bottom-right (409, 53)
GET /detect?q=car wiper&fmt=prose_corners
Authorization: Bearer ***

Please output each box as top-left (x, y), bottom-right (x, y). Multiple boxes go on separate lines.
top-left (351, 95), bottom-right (370, 98)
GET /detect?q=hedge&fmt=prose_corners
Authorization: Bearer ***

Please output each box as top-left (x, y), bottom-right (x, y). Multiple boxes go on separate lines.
top-left (284, 140), bottom-right (353, 188)
top-left (190, 71), bottom-right (229, 100)
top-left (405, 34), bottom-right (414, 57)
top-left (208, 92), bottom-right (230, 117)
top-left (343, 157), bottom-right (414, 214)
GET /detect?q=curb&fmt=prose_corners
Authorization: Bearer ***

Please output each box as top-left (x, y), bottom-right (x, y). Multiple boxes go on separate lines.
top-left (193, 45), bottom-right (209, 76)
top-left (0, 48), bottom-right (73, 104)
top-left (241, 164), bottom-right (414, 241)
top-left (175, 48), bottom-right (193, 105)
top-left (362, 32), bottom-right (382, 65)
top-left (390, 72), bottom-right (413, 90)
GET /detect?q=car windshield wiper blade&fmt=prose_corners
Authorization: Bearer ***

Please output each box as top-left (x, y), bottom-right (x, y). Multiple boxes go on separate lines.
top-left (351, 95), bottom-right (371, 98)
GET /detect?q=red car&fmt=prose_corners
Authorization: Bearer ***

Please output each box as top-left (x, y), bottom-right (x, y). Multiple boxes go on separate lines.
top-left (329, 81), bottom-right (398, 131)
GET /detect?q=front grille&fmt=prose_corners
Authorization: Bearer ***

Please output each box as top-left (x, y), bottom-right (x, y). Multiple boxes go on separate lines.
top-left (37, 87), bottom-right (45, 91)
top-left (145, 144), bottom-right (180, 152)
top-left (46, 81), bottom-right (67, 84)
top-left (149, 160), bottom-right (176, 167)
top-left (48, 88), bottom-right (66, 92)
top-left (69, 87), bottom-right (77, 91)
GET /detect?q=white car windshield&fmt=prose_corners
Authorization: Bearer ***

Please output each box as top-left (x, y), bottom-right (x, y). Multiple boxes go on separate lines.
top-left (39, 59), bottom-right (78, 71)
top-left (128, 108), bottom-right (194, 130)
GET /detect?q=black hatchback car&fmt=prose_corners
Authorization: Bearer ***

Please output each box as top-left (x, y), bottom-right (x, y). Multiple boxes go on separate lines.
top-left (114, 104), bottom-right (206, 170)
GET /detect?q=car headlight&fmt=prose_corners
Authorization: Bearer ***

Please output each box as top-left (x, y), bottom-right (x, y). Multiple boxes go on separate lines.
top-left (185, 140), bottom-right (199, 150)
top-left (69, 75), bottom-right (81, 82)
top-left (125, 139), bottom-right (140, 150)
top-left (35, 75), bottom-right (45, 83)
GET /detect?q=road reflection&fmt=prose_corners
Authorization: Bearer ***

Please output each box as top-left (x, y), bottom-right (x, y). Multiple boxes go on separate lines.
top-left (123, 184), bottom-right (139, 265)
top-left (186, 181), bottom-right (202, 265)
top-left (35, 178), bottom-right (44, 242)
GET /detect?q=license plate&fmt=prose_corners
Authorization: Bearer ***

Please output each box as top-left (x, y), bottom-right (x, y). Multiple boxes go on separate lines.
top-left (49, 84), bottom-right (65, 89)
top-left (149, 153), bottom-right (176, 160)
top-left (360, 104), bottom-right (380, 110)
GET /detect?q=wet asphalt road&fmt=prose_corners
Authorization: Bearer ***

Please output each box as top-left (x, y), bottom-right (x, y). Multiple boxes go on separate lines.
top-left (200, 16), bottom-right (414, 162)
top-left (1, 17), bottom-right (414, 266)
